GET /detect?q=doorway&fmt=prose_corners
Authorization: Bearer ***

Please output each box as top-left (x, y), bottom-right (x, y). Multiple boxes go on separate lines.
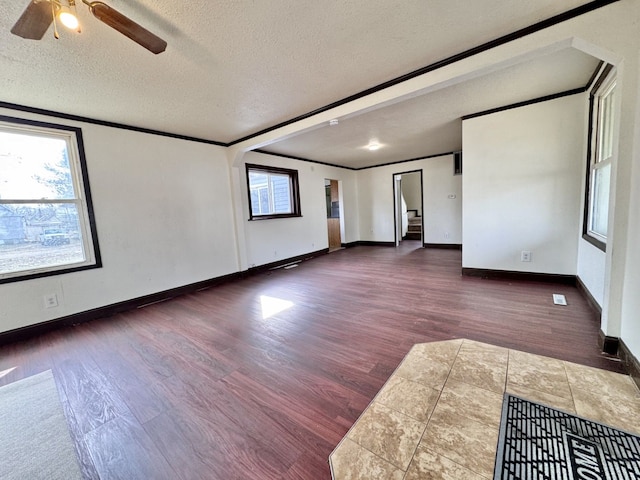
top-left (393, 170), bottom-right (423, 247)
top-left (325, 179), bottom-right (341, 251)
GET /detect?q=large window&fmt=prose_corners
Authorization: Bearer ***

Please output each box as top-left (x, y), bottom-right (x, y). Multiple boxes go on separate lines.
top-left (584, 66), bottom-right (616, 251)
top-left (246, 164), bottom-right (301, 220)
top-left (0, 116), bottom-right (101, 283)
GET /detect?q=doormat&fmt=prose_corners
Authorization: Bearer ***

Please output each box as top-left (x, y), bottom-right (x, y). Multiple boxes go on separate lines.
top-left (494, 394), bottom-right (640, 480)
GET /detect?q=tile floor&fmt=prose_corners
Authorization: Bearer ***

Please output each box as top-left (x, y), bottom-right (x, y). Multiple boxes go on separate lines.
top-left (329, 339), bottom-right (640, 479)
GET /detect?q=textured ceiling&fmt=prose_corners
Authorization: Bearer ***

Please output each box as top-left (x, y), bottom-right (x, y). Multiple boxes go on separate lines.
top-left (264, 48), bottom-right (599, 168)
top-left (0, 0), bottom-right (602, 163)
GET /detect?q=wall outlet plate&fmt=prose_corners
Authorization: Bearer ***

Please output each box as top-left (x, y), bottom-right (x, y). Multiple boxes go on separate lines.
top-left (43, 294), bottom-right (58, 308)
top-left (521, 251), bottom-right (532, 262)
top-left (553, 294), bottom-right (567, 306)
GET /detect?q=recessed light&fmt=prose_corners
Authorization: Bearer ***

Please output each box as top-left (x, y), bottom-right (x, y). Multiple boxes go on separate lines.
top-left (329, 119), bottom-right (339, 126)
top-left (367, 142), bottom-right (381, 151)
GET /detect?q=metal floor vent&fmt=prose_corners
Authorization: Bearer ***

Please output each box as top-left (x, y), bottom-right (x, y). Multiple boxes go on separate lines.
top-left (494, 394), bottom-right (640, 480)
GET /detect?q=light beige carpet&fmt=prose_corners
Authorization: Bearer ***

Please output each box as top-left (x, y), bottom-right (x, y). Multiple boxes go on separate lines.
top-left (0, 370), bottom-right (83, 480)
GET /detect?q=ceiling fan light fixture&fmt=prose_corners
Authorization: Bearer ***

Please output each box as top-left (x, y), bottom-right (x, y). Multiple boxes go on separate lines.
top-left (59, 11), bottom-right (79, 30)
top-left (367, 141), bottom-right (382, 151)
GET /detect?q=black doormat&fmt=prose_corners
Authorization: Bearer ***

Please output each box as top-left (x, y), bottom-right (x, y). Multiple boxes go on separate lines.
top-left (494, 394), bottom-right (640, 479)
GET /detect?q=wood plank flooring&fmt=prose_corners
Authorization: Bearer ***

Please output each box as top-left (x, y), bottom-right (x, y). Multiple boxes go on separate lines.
top-left (0, 243), bottom-right (625, 479)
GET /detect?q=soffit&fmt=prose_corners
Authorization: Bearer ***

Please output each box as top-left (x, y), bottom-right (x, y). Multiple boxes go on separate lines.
top-left (263, 47), bottom-right (599, 169)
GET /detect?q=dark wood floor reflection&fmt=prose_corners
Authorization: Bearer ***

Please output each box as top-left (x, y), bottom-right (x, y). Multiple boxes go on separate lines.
top-left (0, 243), bottom-right (623, 479)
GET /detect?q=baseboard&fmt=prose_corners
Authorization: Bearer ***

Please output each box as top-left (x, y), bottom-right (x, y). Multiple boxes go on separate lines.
top-left (618, 339), bottom-right (640, 390)
top-left (424, 243), bottom-right (462, 250)
top-left (247, 248), bottom-right (329, 273)
top-left (0, 248), bottom-right (330, 347)
top-left (341, 242), bottom-right (359, 248)
top-left (461, 268), bottom-right (576, 285)
top-left (597, 330), bottom-right (620, 356)
top-left (0, 270), bottom-right (243, 346)
top-left (576, 275), bottom-right (602, 318)
top-left (356, 241), bottom-right (396, 247)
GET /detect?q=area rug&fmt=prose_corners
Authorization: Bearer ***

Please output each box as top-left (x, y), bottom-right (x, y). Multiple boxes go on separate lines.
top-left (0, 370), bottom-right (83, 480)
top-left (494, 394), bottom-right (640, 479)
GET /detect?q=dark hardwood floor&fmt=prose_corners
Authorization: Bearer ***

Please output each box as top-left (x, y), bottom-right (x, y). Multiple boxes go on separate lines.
top-left (0, 243), bottom-right (624, 479)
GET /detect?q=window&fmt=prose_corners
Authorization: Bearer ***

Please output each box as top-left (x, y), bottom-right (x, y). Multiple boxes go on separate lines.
top-left (0, 116), bottom-right (101, 283)
top-left (246, 163), bottom-right (301, 220)
top-left (584, 66), bottom-right (616, 251)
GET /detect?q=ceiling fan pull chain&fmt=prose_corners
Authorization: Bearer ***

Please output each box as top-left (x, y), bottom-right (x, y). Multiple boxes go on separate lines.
top-left (51, 0), bottom-right (60, 39)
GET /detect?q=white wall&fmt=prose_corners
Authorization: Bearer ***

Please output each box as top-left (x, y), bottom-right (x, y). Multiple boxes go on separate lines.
top-left (577, 241), bottom-right (606, 306)
top-left (357, 154), bottom-right (461, 244)
top-left (619, 54), bottom-right (640, 357)
top-left (423, 155), bottom-right (462, 245)
top-left (238, 151), bottom-right (358, 268)
top-left (0, 107), bottom-right (239, 333)
top-left (462, 94), bottom-right (586, 274)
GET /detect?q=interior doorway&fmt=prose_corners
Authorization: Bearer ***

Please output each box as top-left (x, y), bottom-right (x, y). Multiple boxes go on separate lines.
top-left (393, 170), bottom-right (423, 247)
top-left (325, 179), bottom-right (342, 251)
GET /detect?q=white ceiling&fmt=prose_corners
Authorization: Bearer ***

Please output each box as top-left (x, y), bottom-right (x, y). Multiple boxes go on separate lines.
top-left (264, 47), bottom-right (599, 168)
top-left (0, 0), bottom-right (602, 167)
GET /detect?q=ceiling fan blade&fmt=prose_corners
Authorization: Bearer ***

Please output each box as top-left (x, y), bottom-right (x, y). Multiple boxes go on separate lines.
top-left (11, 1), bottom-right (57, 40)
top-left (85, 1), bottom-right (167, 54)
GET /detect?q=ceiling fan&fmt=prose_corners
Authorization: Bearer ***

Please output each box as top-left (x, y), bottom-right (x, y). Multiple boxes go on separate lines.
top-left (10, 0), bottom-right (167, 54)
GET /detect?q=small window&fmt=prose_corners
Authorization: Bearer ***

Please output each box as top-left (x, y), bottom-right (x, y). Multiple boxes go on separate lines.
top-left (583, 66), bottom-right (616, 251)
top-left (0, 116), bottom-right (101, 283)
top-left (246, 164), bottom-right (301, 220)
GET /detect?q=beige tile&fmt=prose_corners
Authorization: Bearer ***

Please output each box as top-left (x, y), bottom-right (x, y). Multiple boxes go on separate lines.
top-left (410, 339), bottom-right (463, 366)
top-left (448, 342), bottom-right (508, 394)
top-left (420, 405), bottom-right (499, 478)
top-left (564, 361), bottom-right (640, 399)
top-left (507, 350), bottom-right (572, 400)
top-left (347, 402), bottom-right (425, 470)
top-left (375, 375), bottom-right (440, 422)
top-left (506, 384), bottom-right (576, 414)
top-left (437, 378), bottom-right (504, 428)
top-left (394, 352), bottom-right (452, 391)
top-left (329, 438), bottom-right (404, 480)
top-left (405, 445), bottom-right (489, 480)
top-left (461, 339), bottom-right (508, 354)
top-left (572, 386), bottom-right (640, 435)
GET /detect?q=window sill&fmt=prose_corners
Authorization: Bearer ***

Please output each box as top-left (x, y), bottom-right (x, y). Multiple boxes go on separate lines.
top-left (582, 233), bottom-right (606, 252)
top-left (248, 213), bottom-right (303, 221)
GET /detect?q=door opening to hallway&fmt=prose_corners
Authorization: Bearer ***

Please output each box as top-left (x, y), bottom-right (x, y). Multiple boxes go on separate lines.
top-left (325, 179), bottom-right (342, 251)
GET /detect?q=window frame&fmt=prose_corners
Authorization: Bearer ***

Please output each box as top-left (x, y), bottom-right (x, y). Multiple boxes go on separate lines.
top-left (582, 65), bottom-right (616, 252)
top-left (0, 115), bottom-right (102, 284)
top-left (245, 163), bottom-right (302, 220)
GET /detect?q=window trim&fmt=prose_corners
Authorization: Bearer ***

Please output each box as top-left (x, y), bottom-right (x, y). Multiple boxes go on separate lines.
top-left (245, 163), bottom-right (302, 220)
top-left (582, 65), bottom-right (615, 252)
top-left (0, 115), bottom-right (102, 284)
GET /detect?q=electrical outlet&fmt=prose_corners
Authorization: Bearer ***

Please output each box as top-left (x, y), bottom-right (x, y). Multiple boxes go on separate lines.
top-left (521, 251), bottom-right (532, 262)
top-left (444, 232), bottom-right (450, 239)
top-left (43, 294), bottom-right (58, 308)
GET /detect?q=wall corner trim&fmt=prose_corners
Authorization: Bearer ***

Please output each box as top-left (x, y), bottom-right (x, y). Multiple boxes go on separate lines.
top-left (598, 330), bottom-right (620, 356)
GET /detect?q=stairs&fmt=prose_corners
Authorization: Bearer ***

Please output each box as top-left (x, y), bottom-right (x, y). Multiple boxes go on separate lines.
top-left (405, 211), bottom-right (422, 240)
